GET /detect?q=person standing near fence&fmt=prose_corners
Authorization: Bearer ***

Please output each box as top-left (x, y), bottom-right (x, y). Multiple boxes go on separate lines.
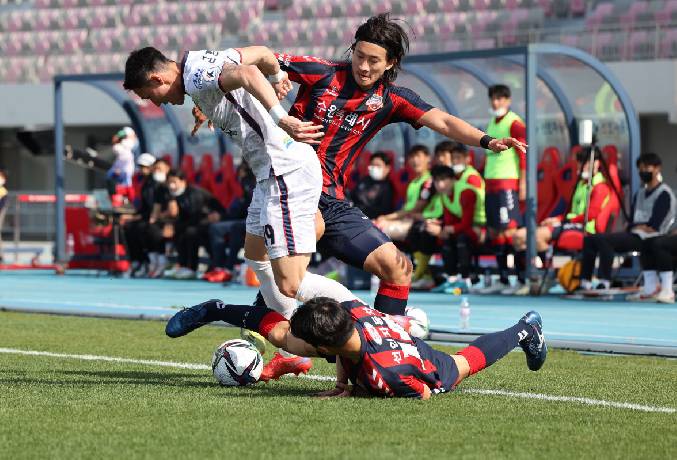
top-left (0, 169), bottom-right (8, 262)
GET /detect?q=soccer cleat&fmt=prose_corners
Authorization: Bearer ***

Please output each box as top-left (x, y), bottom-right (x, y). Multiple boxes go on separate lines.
top-left (655, 291), bottom-right (675, 304)
top-left (259, 352), bottom-right (312, 382)
top-left (165, 299), bottom-right (221, 338)
top-left (240, 328), bottom-right (267, 354)
top-left (519, 311), bottom-right (547, 371)
top-left (203, 268), bottom-right (233, 283)
top-left (477, 281), bottom-right (511, 295)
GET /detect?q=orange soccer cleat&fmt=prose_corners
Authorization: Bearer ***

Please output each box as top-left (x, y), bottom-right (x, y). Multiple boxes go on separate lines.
top-left (259, 352), bottom-right (313, 382)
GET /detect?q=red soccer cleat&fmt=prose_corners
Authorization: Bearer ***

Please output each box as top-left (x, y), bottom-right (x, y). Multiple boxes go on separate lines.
top-left (259, 352), bottom-right (313, 382)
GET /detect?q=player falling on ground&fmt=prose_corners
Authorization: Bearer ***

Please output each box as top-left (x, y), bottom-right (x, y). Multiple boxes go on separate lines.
top-left (123, 46), bottom-right (369, 379)
top-left (166, 294), bottom-right (546, 399)
top-left (190, 14), bottom-right (526, 377)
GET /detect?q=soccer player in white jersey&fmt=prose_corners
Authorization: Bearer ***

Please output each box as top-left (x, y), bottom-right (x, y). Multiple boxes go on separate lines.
top-left (123, 46), bottom-right (361, 379)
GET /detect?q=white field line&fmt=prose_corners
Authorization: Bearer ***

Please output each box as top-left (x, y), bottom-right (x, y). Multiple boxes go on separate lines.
top-left (0, 347), bottom-right (674, 414)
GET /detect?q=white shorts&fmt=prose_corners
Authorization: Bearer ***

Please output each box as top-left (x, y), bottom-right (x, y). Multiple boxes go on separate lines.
top-left (245, 144), bottom-right (322, 260)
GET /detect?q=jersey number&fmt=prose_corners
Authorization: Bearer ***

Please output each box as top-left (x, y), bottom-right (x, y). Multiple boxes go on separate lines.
top-left (264, 225), bottom-right (275, 246)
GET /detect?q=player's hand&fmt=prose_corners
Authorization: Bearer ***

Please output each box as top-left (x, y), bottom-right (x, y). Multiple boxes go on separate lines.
top-left (313, 383), bottom-right (351, 399)
top-left (278, 116), bottom-right (324, 145)
top-left (191, 105), bottom-right (214, 136)
top-left (272, 75), bottom-right (293, 100)
top-left (424, 219), bottom-right (442, 236)
top-left (488, 137), bottom-right (527, 154)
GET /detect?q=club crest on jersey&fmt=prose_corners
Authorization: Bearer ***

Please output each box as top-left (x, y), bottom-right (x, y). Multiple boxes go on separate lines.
top-left (203, 67), bottom-right (219, 83)
top-left (192, 70), bottom-right (204, 90)
top-left (366, 94), bottom-right (383, 111)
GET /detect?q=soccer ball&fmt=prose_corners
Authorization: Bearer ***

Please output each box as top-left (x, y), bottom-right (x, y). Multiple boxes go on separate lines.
top-left (211, 339), bottom-right (263, 386)
top-left (404, 307), bottom-right (430, 340)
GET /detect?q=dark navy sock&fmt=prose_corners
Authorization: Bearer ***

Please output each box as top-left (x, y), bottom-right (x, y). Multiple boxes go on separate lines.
top-left (515, 250), bottom-right (527, 284)
top-left (457, 321), bottom-right (533, 374)
top-left (374, 281), bottom-right (409, 315)
top-left (198, 299), bottom-right (279, 331)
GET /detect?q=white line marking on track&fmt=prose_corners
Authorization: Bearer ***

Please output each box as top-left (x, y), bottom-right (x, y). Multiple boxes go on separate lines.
top-left (1, 347), bottom-right (673, 414)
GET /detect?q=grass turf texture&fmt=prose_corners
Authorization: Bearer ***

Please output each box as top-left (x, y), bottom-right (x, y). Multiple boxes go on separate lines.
top-left (1, 311), bottom-right (675, 459)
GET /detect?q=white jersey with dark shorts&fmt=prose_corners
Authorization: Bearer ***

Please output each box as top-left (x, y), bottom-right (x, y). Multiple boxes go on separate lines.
top-left (183, 49), bottom-right (320, 259)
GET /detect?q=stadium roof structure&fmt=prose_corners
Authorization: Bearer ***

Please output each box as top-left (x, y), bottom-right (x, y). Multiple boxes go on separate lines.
top-left (53, 44), bottom-right (639, 279)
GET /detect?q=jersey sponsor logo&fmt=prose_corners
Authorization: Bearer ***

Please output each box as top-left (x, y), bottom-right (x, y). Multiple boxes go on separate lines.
top-left (364, 322), bottom-right (383, 345)
top-left (192, 70), bottom-right (204, 90)
top-left (201, 50), bottom-right (220, 64)
top-left (366, 93), bottom-right (383, 111)
top-left (326, 85), bottom-right (340, 97)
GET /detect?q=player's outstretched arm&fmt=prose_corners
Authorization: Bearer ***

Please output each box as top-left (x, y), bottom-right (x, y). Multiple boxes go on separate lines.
top-left (237, 46), bottom-right (292, 100)
top-left (418, 108), bottom-right (527, 154)
top-left (218, 64), bottom-right (324, 144)
top-left (266, 320), bottom-right (320, 357)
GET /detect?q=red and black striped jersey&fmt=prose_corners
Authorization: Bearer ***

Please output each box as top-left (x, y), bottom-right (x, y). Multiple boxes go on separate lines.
top-left (276, 53), bottom-right (434, 200)
top-left (339, 300), bottom-right (458, 399)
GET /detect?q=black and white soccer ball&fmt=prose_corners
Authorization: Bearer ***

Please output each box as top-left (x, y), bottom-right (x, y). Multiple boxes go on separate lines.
top-left (211, 339), bottom-right (263, 386)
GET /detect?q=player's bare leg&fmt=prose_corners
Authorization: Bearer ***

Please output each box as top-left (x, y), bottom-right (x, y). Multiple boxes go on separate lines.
top-left (363, 242), bottom-right (413, 316)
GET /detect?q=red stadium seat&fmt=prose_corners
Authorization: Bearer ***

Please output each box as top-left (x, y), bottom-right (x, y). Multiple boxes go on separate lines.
top-left (180, 153), bottom-right (196, 184)
top-left (194, 154), bottom-right (216, 194)
top-left (537, 146), bottom-right (561, 222)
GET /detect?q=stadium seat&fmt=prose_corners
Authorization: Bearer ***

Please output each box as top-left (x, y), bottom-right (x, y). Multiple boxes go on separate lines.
top-left (537, 146), bottom-right (561, 222)
top-left (194, 154), bottom-right (216, 194)
top-left (180, 154), bottom-right (197, 184)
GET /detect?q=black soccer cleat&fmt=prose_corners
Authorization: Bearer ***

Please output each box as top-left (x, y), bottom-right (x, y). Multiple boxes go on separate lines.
top-left (165, 299), bottom-right (222, 338)
top-left (519, 310), bottom-right (547, 371)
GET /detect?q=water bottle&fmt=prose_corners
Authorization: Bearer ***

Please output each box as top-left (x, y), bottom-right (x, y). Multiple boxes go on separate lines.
top-left (459, 296), bottom-right (471, 330)
top-left (370, 275), bottom-right (380, 294)
top-left (66, 233), bottom-right (75, 258)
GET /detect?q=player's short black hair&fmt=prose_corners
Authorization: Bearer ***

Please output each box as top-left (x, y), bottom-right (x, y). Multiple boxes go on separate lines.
top-left (123, 47), bottom-right (173, 90)
top-left (576, 146), bottom-right (602, 164)
top-left (154, 158), bottom-right (169, 168)
top-left (352, 13), bottom-right (409, 84)
top-left (167, 168), bottom-right (186, 181)
top-left (290, 297), bottom-right (355, 348)
top-left (370, 151), bottom-right (392, 166)
top-left (431, 165), bottom-right (456, 180)
top-left (406, 144), bottom-right (430, 158)
top-left (435, 140), bottom-right (466, 156)
top-left (637, 152), bottom-right (662, 168)
top-left (488, 84), bottom-right (511, 99)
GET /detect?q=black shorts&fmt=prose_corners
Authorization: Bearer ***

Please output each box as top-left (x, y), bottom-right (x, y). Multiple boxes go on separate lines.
top-left (485, 189), bottom-right (521, 231)
top-left (317, 193), bottom-right (391, 268)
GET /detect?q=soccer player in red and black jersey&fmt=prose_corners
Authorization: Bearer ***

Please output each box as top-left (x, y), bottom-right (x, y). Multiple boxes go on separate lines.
top-left (271, 14), bottom-right (526, 317)
top-left (166, 294), bottom-right (546, 399)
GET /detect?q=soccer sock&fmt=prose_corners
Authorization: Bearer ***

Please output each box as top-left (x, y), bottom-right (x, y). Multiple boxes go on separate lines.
top-left (245, 258), bottom-right (298, 319)
top-left (642, 270), bottom-right (658, 295)
top-left (457, 320), bottom-right (533, 375)
top-left (515, 250), bottom-right (526, 284)
top-left (659, 271), bottom-right (674, 296)
top-left (295, 272), bottom-right (358, 304)
top-left (374, 281), bottom-right (409, 316)
top-left (194, 299), bottom-right (286, 338)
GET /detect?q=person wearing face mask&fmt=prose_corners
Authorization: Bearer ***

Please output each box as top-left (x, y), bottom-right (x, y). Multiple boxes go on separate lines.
top-left (349, 152), bottom-right (395, 220)
top-left (480, 84), bottom-right (528, 295)
top-left (122, 154), bottom-right (168, 277)
top-left (0, 169), bottom-right (8, 262)
top-left (424, 149), bottom-right (486, 293)
top-left (580, 152), bottom-right (676, 296)
top-left (509, 148), bottom-right (614, 295)
top-left (107, 127), bottom-right (138, 190)
top-left (163, 169), bottom-right (226, 279)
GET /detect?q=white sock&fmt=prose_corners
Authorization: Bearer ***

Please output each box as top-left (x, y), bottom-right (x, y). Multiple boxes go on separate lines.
top-left (295, 272), bottom-right (358, 304)
top-left (642, 271), bottom-right (658, 295)
top-left (581, 279), bottom-right (592, 290)
top-left (245, 258), bottom-right (297, 319)
top-left (659, 271), bottom-right (674, 296)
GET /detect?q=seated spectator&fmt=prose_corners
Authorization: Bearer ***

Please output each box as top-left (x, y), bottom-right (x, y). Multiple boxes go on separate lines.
top-left (164, 169), bottom-right (226, 279)
top-left (510, 147), bottom-right (613, 294)
top-left (349, 151), bottom-right (395, 219)
top-left (627, 231), bottom-right (677, 303)
top-left (375, 144), bottom-right (433, 241)
top-left (432, 140), bottom-right (457, 167)
top-left (0, 169), bottom-right (8, 262)
top-left (143, 159), bottom-right (173, 277)
top-left (425, 148), bottom-right (486, 293)
top-left (123, 153), bottom-right (159, 276)
top-left (203, 161), bottom-right (256, 283)
top-left (580, 153), bottom-right (676, 292)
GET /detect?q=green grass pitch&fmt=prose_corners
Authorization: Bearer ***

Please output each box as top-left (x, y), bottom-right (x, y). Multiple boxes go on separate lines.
top-left (1, 311), bottom-right (675, 459)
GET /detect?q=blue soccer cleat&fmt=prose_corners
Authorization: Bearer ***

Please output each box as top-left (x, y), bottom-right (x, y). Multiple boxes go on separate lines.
top-left (519, 310), bottom-right (547, 371)
top-left (165, 299), bottom-right (222, 338)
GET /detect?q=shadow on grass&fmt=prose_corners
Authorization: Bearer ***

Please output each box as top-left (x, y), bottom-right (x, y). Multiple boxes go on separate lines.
top-left (1, 369), bottom-right (326, 398)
